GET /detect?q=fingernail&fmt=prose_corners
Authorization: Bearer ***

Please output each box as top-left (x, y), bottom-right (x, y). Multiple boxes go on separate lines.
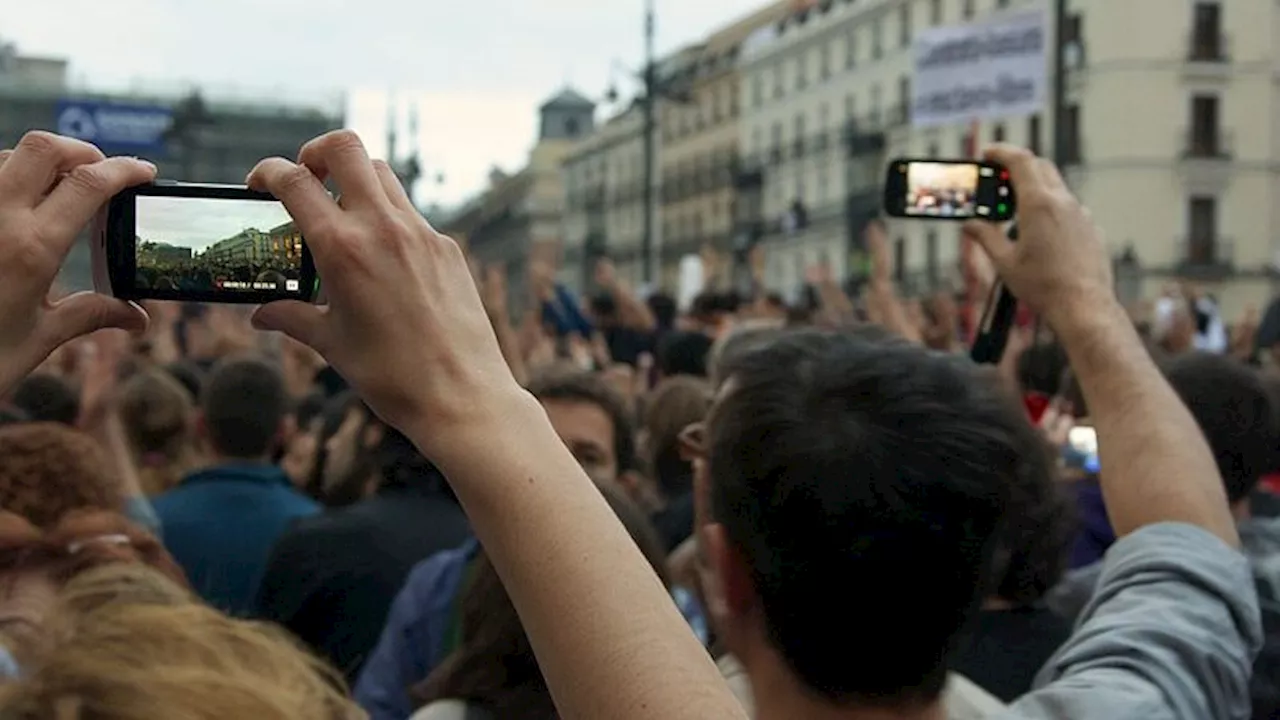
top-left (133, 157), bottom-right (157, 173)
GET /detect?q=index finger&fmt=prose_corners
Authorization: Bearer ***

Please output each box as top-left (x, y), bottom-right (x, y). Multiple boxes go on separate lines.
top-left (296, 130), bottom-right (387, 210)
top-left (0, 132), bottom-right (106, 207)
top-left (982, 144), bottom-right (1046, 197)
top-left (246, 157), bottom-right (343, 253)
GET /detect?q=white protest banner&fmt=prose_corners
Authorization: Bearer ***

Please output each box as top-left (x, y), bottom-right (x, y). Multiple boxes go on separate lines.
top-left (912, 9), bottom-right (1048, 129)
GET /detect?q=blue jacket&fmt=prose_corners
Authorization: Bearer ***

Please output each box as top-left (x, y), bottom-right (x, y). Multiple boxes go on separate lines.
top-left (153, 463), bottom-right (319, 616)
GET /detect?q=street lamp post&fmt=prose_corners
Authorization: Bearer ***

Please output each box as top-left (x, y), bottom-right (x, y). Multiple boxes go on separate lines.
top-left (640, 0), bottom-right (657, 286)
top-left (1050, 0), bottom-right (1069, 170)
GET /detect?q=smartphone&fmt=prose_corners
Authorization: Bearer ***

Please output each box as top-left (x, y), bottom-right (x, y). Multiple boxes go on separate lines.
top-left (882, 159), bottom-right (1015, 222)
top-left (95, 183), bottom-right (318, 305)
top-left (1065, 425), bottom-right (1100, 474)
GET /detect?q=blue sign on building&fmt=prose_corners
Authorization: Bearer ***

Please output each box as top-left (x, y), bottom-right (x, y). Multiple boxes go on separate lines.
top-left (54, 100), bottom-right (173, 155)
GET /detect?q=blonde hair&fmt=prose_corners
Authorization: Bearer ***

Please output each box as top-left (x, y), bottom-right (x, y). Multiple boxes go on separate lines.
top-left (0, 598), bottom-right (365, 719)
top-left (117, 368), bottom-right (198, 496)
top-left (54, 563), bottom-right (193, 618)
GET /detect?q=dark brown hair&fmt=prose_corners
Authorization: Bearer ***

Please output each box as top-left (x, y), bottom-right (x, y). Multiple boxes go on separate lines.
top-left (411, 483), bottom-right (669, 718)
top-left (0, 424), bottom-right (124, 529)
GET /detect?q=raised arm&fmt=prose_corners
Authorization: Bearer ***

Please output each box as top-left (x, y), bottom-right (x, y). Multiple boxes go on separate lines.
top-left (246, 131), bottom-right (743, 720)
top-left (965, 146), bottom-right (1234, 545)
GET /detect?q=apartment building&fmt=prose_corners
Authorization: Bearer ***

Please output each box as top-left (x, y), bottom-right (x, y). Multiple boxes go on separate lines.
top-left (659, 1), bottom-right (794, 289)
top-left (561, 106), bottom-right (647, 293)
top-left (738, 0), bottom-right (1279, 315)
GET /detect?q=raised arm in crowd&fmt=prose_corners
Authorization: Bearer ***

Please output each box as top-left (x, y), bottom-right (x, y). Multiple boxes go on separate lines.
top-left (0, 130), bottom-right (1262, 720)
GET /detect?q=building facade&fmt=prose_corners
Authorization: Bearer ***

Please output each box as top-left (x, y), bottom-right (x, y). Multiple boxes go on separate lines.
top-left (0, 40), bottom-right (344, 292)
top-left (441, 89), bottom-right (597, 314)
top-left (658, 1), bottom-right (794, 290)
top-left (738, 0), bottom-right (1280, 316)
top-left (561, 106), bottom-right (647, 293)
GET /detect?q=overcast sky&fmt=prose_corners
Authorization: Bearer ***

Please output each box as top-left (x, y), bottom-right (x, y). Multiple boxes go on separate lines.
top-left (6, 0), bottom-right (772, 207)
top-left (137, 196), bottom-right (293, 252)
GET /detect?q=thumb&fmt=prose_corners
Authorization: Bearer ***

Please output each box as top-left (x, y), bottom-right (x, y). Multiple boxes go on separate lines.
top-left (43, 293), bottom-right (148, 349)
top-left (252, 301), bottom-right (327, 351)
top-left (962, 221), bottom-right (1014, 271)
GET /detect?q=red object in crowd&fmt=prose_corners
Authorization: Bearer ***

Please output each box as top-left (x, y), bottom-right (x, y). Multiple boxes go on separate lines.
top-left (1260, 473), bottom-right (1280, 496)
top-left (1023, 392), bottom-right (1051, 424)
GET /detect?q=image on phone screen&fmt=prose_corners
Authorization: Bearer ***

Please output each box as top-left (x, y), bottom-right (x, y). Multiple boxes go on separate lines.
top-left (905, 162), bottom-right (981, 218)
top-left (134, 195), bottom-right (304, 295)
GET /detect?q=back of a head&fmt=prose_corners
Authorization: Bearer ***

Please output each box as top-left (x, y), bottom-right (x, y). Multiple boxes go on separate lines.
top-left (118, 369), bottom-right (193, 458)
top-left (708, 323), bottom-right (788, 387)
top-left (201, 357), bottom-right (288, 460)
top-left (10, 374), bottom-right (80, 426)
top-left (709, 329), bottom-right (1040, 704)
top-left (644, 376), bottom-right (713, 499)
top-left (413, 483), bottom-right (666, 718)
top-left (1164, 352), bottom-right (1275, 504)
top-left (656, 331), bottom-right (713, 379)
top-left (0, 424), bottom-right (124, 530)
top-left (0, 601), bottom-right (359, 720)
top-left (56, 563), bottom-right (193, 618)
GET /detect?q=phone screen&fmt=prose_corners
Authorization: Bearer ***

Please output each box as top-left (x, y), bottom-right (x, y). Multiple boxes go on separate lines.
top-left (135, 195), bottom-right (304, 295)
top-left (1065, 425), bottom-right (1100, 473)
top-left (883, 159), bottom-right (1015, 222)
top-left (105, 184), bottom-right (317, 304)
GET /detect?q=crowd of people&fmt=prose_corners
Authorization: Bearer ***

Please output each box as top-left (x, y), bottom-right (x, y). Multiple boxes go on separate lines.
top-left (0, 130), bottom-right (1272, 719)
top-left (135, 259), bottom-right (297, 293)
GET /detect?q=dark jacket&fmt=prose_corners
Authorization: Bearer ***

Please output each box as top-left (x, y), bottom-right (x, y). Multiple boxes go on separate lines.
top-left (254, 483), bottom-right (470, 682)
top-left (153, 463), bottom-right (320, 616)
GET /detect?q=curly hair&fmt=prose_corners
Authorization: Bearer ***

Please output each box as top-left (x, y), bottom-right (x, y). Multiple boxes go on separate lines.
top-left (0, 510), bottom-right (186, 590)
top-left (0, 424), bottom-right (124, 529)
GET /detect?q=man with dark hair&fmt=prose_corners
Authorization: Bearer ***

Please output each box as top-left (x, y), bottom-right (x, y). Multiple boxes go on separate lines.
top-left (655, 331), bottom-right (713, 379)
top-left (353, 371), bottom-right (650, 720)
top-left (152, 356), bottom-right (319, 616)
top-left (255, 408), bottom-right (470, 683)
top-left (9, 373), bottom-right (79, 425)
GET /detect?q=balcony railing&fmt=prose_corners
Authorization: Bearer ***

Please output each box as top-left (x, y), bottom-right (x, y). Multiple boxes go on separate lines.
top-left (1177, 235), bottom-right (1234, 277)
top-left (1187, 31), bottom-right (1230, 63)
top-left (1180, 128), bottom-right (1234, 159)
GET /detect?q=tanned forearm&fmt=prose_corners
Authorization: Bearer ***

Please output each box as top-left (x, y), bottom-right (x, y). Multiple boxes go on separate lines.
top-left (1056, 300), bottom-right (1238, 546)
top-left (412, 391), bottom-right (745, 720)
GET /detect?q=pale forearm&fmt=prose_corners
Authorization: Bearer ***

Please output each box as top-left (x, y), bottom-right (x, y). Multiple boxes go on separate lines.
top-left (415, 392), bottom-right (743, 720)
top-left (1057, 302), bottom-right (1237, 545)
top-left (612, 285), bottom-right (657, 332)
top-left (489, 311), bottom-right (529, 387)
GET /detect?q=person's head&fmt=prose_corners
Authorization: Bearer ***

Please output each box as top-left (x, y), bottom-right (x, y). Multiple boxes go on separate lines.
top-left (9, 374), bottom-right (79, 426)
top-left (0, 510), bottom-right (187, 657)
top-left (198, 357), bottom-right (289, 462)
top-left (0, 424), bottom-right (125, 530)
top-left (0, 600), bottom-right (359, 719)
top-left (1164, 352), bottom-right (1276, 511)
top-left (529, 371), bottom-right (635, 486)
top-left (588, 293), bottom-right (619, 327)
top-left (311, 393), bottom-right (382, 506)
top-left (694, 329), bottom-right (1043, 710)
top-left (647, 292), bottom-right (678, 331)
top-left (656, 331), bottom-right (713, 380)
top-left (117, 369), bottom-right (197, 496)
top-left (641, 376), bottom-right (712, 502)
top-left (279, 392), bottom-right (328, 491)
top-left (163, 361), bottom-right (205, 402)
top-left (411, 482), bottom-right (667, 719)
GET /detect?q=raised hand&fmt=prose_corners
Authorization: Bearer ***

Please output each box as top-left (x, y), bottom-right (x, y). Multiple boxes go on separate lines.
top-left (0, 132), bottom-right (157, 394)
top-left (593, 258), bottom-right (618, 289)
top-left (961, 145), bottom-right (1115, 328)
top-left (246, 131), bottom-right (522, 451)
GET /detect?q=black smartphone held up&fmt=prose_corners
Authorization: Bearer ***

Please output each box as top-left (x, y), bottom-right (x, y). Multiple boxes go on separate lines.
top-left (882, 158), bottom-right (1015, 222)
top-left (95, 183), bottom-right (318, 305)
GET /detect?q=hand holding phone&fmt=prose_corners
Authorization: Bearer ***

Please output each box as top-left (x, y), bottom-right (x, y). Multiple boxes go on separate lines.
top-left (882, 158), bottom-right (1015, 222)
top-left (94, 183), bottom-right (318, 305)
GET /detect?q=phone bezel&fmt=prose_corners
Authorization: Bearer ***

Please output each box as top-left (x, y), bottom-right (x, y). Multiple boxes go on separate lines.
top-left (882, 158), bottom-right (1016, 222)
top-left (105, 183), bottom-right (318, 305)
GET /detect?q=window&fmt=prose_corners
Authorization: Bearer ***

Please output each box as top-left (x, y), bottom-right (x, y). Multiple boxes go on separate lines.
top-left (751, 127), bottom-right (763, 158)
top-left (1191, 2), bottom-right (1224, 60)
top-left (819, 102), bottom-right (830, 130)
top-left (996, 0), bottom-right (1010, 7)
top-left (1028, 114), bottom-right (1042, 155)
top-left (962, 0), bottom-right (975, 21)
top-left (870, 84), bottom-right (882, 125)
top-left (927, 142), bottom-right (939, 158)
top-left (893, 237), bottom-right (906, 283)
top-left (897, 76), bottom-right (911, 124)
top-left (926, 230), bottom-right (939, 285)
top-left (1063, 104), bottom-right (1082, 163)
top-left (770, 122), bottom-right (783, 163)
top-left (960, 128), bottom-right (975, 156)
top-left (1190, 95), bottom-right (1221, 155)
top-left (1188, 196), bottom-right (1219, 263)
top-left (773, 64), bottom-right (784, 98)
top-left (564, 117), bottom-right (580, 137)
top-left (752, 72), bottom-right (763, 107)
top-left (992, 123), bottom-right (1006, 143)
top-left (872, 17), bottom-right (883, 59)
top-left (899, 3), bottom-right (912, 48)
top-left (795, 55), bottom-right (808, 90)
top-left (820, 42), bottom-right (832, 80)
top-left (845, 29), bottom-right (857, 68)
top-left (930, 0), bottom-right (943, 25)
top-left (845, 93), bottom-right (856, 120)
top-left (794, 114), bottom-right (807, 157)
